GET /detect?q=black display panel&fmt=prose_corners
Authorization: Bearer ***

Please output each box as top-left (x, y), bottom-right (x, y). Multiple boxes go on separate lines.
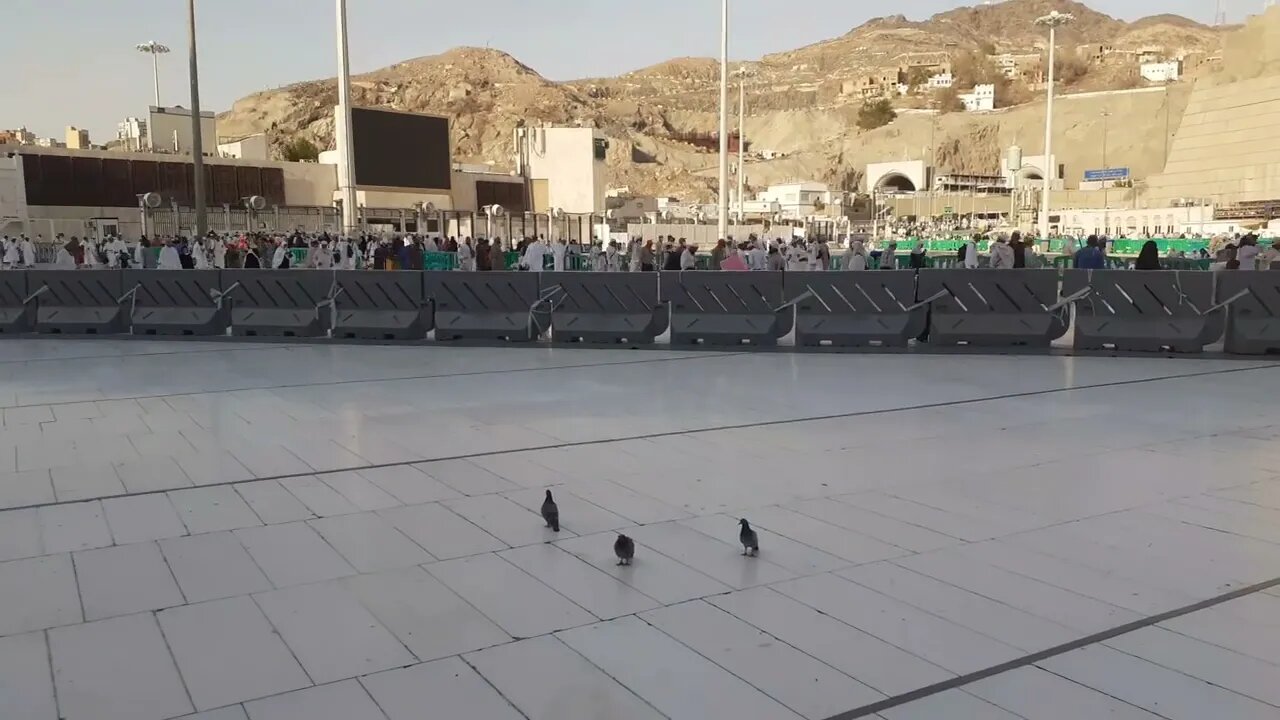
top-left (351, 107), bottom-right (451, 190)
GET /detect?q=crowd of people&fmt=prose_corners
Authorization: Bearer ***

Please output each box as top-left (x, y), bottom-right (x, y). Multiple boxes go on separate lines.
top-left (3, 228), bottom-right (1277, 273)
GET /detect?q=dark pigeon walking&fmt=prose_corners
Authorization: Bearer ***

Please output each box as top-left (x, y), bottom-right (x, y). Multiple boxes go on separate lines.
top-left (541, 490), bottom-right (560, 532)
top-left (614, 534), bottom-right (635, 566)
top-left (739, 518), bottom-right (759, 557)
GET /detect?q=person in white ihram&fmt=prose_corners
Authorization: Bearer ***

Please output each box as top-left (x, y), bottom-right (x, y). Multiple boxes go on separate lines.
top-left (963, 236), bottom-right (979, 269)
top-left (522, 236), bottom-right (549, 272)
top-left (21, 236), bottom-right (36, 268)
top-left (3, 237), bottom-right (19, 269)
top-left (551, 238), bottom-right (567, 272)
top-left (457, 237), bottom-right (475, 271)
top-left (192, 238), bottom-right (211, 269)
top-left (157, 239), bottom-right (182, 270)
top-left (843, 240), bottom-right (867, 271)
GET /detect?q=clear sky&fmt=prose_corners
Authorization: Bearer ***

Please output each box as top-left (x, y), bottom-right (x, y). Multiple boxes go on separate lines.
top-left (2, 0), bottom-right (1240, 140)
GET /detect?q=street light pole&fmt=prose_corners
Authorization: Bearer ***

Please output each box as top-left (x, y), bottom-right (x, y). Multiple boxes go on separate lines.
top-left (1101, 109), bottom-right (1111, 235)
top-left (717, 0), bottom-right (729, 242)
top-left (736, 67), bottom-right (747, 223)
top-left (135, 42), bottom-right (170, 107)
top-left (1034, 10), bottom-right (1073, 240)
top-left (336, 0), bottom-right (359, 237)
top-left (186, 0), bottom-right (207, 237)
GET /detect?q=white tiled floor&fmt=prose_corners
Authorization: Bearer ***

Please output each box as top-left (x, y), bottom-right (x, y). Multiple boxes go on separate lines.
top-left (2, 340), bottom-right (1280, 719)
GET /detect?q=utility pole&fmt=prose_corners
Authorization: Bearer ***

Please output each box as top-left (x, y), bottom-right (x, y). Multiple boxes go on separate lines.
top-left (737, 67), bottom-right (747, 223)
top-left (336, 0), bottom-right (359, 237)
top-left (717, 0), bottom-right (730, 242)
top-left (187, 0), bottom-right (207, 237)
top-left (1101, 109), bottom-right (1111, 235)
top-left (1034, 10), bottom-right (1074, 240)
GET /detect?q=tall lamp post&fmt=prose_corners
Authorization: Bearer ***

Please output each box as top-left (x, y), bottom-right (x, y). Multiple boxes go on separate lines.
top-left (135, 42), bottom-right (170, 107)
top-left (186, 0), bottom-right (207, 237)
top-left (735, 66), bottom-right (750, 223)
top-left (1034, 10), bottom-right (1073, 240)
top-left (717, 0), bottom-right (730, 242)
top-left (1100, 109), bottom-right (1111, 235)
top-left (336, 0), bottom-right (358, 237)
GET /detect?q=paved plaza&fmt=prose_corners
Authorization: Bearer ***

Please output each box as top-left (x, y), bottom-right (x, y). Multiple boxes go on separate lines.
top-left (1, 340), bottom-right (1280, 720)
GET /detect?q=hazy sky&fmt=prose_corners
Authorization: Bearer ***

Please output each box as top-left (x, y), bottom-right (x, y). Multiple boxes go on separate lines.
top-left (3, 0), bottom-right (1243, 140)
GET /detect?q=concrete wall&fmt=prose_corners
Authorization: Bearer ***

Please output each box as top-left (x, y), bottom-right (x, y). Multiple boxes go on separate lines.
top-left (0, 154), bottom-right (28, 235)
top-left (217, 134), bottom-right (269, 161)
top-left (524, 127), bottom-right (606, 214)
top-left (149, 106), bottom-right (217, 155)
top-left (1145, 73), bottom-right (1280, 206)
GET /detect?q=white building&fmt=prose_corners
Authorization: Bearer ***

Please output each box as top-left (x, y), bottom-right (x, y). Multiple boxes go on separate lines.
top-left (517, 126), bottom-right (608, 215)
top-left (116, 117), bottom-right (148, 152)
top-left (1140, 61), bottom-right (1181, 83)
top-left (927, 73), bottom-right (954, 89)
top-left (960, 84), bottom-right (996, 112)
top-left (1059, 205), bottom-right (1214, 237)
top-left (756, 181), bottom-right (835, 219)
top-left (34, 138), bottom-right (64, 149)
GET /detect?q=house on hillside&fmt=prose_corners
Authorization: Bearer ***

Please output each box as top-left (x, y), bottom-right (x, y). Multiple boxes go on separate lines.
top-left (959, 84), bottom-right (996, 112)
top-left (1141, 60), bottom-right (1182, 83)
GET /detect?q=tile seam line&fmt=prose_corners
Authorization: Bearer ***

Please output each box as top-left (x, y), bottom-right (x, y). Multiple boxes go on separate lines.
top-left (9, 360), bottom-right (1279, 514)
top-left (0, 343), bottom-right (289, 367)
top-left (819, 573), bottom-right (1280, 720)
top-left (2, 351), bottom-right (747, 411)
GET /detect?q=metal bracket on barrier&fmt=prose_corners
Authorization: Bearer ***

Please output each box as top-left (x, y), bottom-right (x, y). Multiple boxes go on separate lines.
top-left (315, 282), bottom-right (345, 332)
top-left (1045, 287), bottom-right (1092, 313)
top-left (209, 282), bottom-right (241, 311)
top-left (529, 284), bottom-right (566, 337)
top-left (1200, 288), bottom-right (1252, 317)
top-left (117, 284), bottom-right (142, 327)
top-left (905, 289), bottom-right (950, 313)
top-left (774, 289), bottom-right (817, 313)
top-left (23, 285), bottom-right (50, 305)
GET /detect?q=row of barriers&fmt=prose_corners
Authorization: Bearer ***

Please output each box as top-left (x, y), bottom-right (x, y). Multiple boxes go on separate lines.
top-left (0, 269), bottom-right (1276, 355)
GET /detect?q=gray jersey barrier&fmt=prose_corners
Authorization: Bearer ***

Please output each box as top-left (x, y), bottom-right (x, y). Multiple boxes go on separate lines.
top-left (0, 273), bottom-right (34, 335)
top-left (429, 271), bottom-right (540, 342)
top-left (331, 271), bottom-right (432, 341)
top-left (1217, 271), bottom-right (1280, 355)
top-left (124, 270), bottom-right (228, 336)
top-left (220, 270), bottom-right (333, 338)
top-left (28, 270), bottom-right (127, 335)
top-left (542, 272), bottom-right (667, 345)
top-left (786, 271), bottom-right (925, 347)
top-left (661, 271), bottom-right (791, 346)
top-left (1062, 270), bottom-right (1224, 353)
top-left (919, 269), bottom-right (1069, 347)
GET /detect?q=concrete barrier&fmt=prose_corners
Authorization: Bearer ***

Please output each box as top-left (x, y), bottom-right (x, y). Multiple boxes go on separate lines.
top-left (330, 271), bottom-right (432, 341)
top-left (662, 271), bottom-right (792, 346)
top-left (429, 272), bottom-right (539, 342)
top-left (0, 272), bottom-right (34, 335)
top-left (542, 272), bottom-right (667, 345)
top-left (29, 270), bottom-right (127, 335)
top-left (124, 270), bottom-right (228, 336)
top-left (221, 270), bottom-right (332, 338)
top-left (1062, 270), bottom-right (1224, 353)
top-left (785, 271), bottom-right (925, 347)
top-left (919, 269), bottom-right (1069, 347)
top-left (1218, 271), bottom-right (1280, 355)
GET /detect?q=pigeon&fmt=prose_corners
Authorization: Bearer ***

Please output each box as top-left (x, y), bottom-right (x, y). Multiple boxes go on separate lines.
top-left (541, 490), bottom-right (560, 532)
top-left (614, 534), bottom-right (635, 566)
top-left (739, 518), bottom-right (759, 557)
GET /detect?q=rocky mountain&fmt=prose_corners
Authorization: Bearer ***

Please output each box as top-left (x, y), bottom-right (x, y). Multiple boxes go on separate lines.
top-left (217, 0), bottom-right (1226, 201)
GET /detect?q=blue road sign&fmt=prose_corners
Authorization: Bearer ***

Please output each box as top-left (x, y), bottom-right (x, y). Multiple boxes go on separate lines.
top-left (1084, 167), bottom-right (1130, 182)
